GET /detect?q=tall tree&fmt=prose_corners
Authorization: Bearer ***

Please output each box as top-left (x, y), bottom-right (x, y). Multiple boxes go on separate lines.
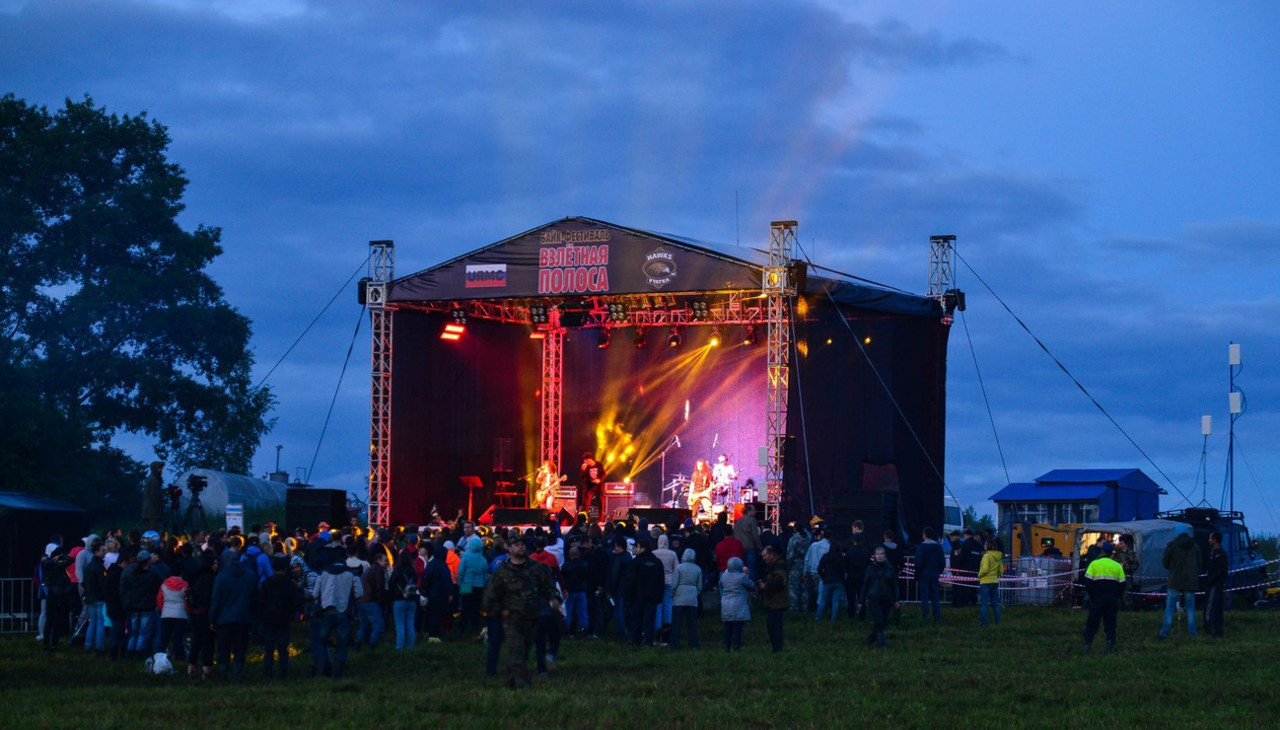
top-left (0, 94), bottom-right (273, 512)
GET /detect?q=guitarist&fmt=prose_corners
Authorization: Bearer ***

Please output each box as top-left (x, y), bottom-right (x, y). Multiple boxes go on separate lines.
top-left (687, 458), bottom-right (714, 517)
top-left (533, 461), bottom-right (567, 511)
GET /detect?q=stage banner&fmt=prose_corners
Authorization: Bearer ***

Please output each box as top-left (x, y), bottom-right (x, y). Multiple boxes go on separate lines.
top-left (389, 217), bottom-right (763, 302)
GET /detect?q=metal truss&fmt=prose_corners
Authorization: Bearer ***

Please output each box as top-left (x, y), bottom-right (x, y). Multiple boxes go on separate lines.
top-left (399, 290), bottom-right (767, 330)
top-left (367, 240), bottom-right (394, 527)
top-left (928, 235), bottom-right (955, 298)
top-left (764, 221), bottom-right (797, 534)
top-left (540, 313), bottom-right (564, 473)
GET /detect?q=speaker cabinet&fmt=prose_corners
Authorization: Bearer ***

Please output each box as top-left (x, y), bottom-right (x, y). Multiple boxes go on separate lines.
top-left (285, 488), bottom-right (348, 533)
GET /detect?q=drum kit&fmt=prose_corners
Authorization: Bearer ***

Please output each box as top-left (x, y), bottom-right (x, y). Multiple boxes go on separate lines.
top-left (662, 472), bottom-right (741, 518)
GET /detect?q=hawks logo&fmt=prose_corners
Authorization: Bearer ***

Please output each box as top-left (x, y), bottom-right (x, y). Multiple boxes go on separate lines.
top-left (643, 249), bottom-right (676, 289)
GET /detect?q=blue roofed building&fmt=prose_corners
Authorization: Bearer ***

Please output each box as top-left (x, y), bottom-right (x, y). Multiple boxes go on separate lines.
top-left (989, 469), bottom-right (1165, 528)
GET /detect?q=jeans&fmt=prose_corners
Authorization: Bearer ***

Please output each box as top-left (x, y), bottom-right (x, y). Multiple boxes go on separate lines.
top-left (187, 613), bottom-right (213, 668)
top-left (1205, 586), bottom-right (1225, 637)
top-left (656, 585), bottom-right (673, 629)
top-left (1159, 588), bottom-right (1197, 637)
top-left (127, 611), bottom-right (156, 655)
top-left (535, 613), bottom-right (561, 671)
top-left (1083, 597), bottom-right (1118, 645)
top-left (766, 609), bottom-right (784, 652)
top-left (978, 583), bottom-right (1001, 627)
top-left (485, 616), bottom-right (504, 676)
top-left (458, 591), bottom-right (482, 636)
top-left (355, 602), bottom-right (385, 648)
top-left (721, 620), bottom-right (744, 651)
top-left (670, 605), bottom-right (699, 649)
top-left (815, 581), bottom-right (847, 621)
top-left (609, 595), bottom-right (628, 639)
top-left (83, 601), bottom-right (107, 652)
top-left (744, 549), bottom-right (758, 583)
top-left (312, 609), bottom-right (353, 677)
top-left (261, 624), bottom-right (290, 677)
top-left (565, 592), bottom-right (589, 634)
top-left (392, 600), bottom-right (416, 650)
top-left (919, 578), bottom-right (941, 621)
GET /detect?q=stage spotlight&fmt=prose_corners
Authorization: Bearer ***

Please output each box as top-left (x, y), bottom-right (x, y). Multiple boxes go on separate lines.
top-left (440, 323), bottom-right (465, 341)
top-left (667, 327), bottom-right (682, 348)
top-left (597, 329), bottom-right (612, 349)
top-left (529, 304), bottom-right (548, 325)
top-left (607, 301), bottom-right (628, 322)
top-left (634, 328), bottom-right (647, 349)
top-left (709, 327), bottom-right (721, 347)
top-left (690, 300), bottom-right (710, 320)
top-left (450, 306), bottom-right (467, 325)
top-left (743, 325), bottom-right (758, 346)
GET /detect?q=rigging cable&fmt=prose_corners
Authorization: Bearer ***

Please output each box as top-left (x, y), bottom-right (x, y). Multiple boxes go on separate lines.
top-left (953, 249), bottom-right (1194, 507)
top-left (791, 240), bottom-right (963, 513)
top-left (305, 303), bottom-right (365, 483)
top-left (959, 308), bottom-right (1010, 485)
top-left (787, 310), bottom-right (816, 516)
top-left (255, 251), bottom-right (373, 391)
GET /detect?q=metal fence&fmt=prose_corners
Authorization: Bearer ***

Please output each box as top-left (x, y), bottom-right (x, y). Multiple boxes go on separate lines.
top-left (0, 577), bottom-right (37, 634)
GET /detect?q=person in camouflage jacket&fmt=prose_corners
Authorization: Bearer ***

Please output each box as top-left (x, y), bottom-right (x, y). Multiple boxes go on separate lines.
top-left (786, 525), bottom-right (812, 611)
top-left (483, 538), bottom-right (558, 689)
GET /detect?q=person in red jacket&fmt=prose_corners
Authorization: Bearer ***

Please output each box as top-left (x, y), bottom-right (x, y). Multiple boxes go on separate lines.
top-left (714, 531), bottom-right (745, 574)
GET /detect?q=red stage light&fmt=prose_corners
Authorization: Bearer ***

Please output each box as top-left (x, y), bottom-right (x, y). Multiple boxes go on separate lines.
top-left (441, 323), bottom-right (465, 341)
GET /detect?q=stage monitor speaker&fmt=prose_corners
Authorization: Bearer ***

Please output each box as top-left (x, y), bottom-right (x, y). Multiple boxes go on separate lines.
top-left (286, 488), bottom-right (348, 533)
top-left (491, 508), bottom-right (548, 525)
top-left (628, 507), bottom-right (692, 527)
top-left (603, 492), bottom-right (634, 522)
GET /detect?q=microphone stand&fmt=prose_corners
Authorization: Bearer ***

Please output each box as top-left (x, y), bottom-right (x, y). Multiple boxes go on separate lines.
top-left (659, 434), bottom-right (681, 504)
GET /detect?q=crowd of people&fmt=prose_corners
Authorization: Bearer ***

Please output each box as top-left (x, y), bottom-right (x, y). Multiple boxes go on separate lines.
top-left (30, 510), bottom-right (1233, 688)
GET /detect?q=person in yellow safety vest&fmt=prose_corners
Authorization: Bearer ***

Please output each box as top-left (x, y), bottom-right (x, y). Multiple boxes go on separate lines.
top-left (1081, 541), bottom-right (1126, 653)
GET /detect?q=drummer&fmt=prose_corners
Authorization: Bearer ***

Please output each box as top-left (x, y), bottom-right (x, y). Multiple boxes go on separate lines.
top-left (712, 453), bottom-right (738, 502)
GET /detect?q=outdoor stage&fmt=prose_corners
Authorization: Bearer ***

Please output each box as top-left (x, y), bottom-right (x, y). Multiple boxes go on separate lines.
top-left (362, 217), bottom-right (955, 538)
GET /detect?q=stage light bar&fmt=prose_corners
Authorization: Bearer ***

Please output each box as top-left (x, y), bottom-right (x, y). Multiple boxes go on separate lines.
top-left (667, 327), bottom-right (682, 348)
top-left (690, 300), bottom-right (710, 320)
top-left (634, 328), bottom-right (647, 349)
top-left (743, 325), bottom-right (757, 346)
top-left (441, 323), bottom-right (465, 341)
top-left (607, 301), bottom-right (628, 322)
top-left (529, 304), bottom-right (548, 324)
top-left (450, 306), bottom-right (467, 325)
top-left (597, 329), bottom-right (611, 349)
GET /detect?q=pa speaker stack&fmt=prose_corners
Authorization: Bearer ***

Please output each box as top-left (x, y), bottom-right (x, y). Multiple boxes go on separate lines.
top-left (285, 488), bottom-right (348, 533)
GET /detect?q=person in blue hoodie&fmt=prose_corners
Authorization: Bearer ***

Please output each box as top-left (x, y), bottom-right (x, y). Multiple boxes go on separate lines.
top-left (208, 555), bottom-right (257, 679)
top-left (241, 535), bottom-right (274, 586)
top-left (455, 537), bottom-right (488, 637)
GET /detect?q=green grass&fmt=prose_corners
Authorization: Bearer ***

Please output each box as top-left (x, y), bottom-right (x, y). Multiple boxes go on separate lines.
top-left (2, 606), bottom-right (1277, 729)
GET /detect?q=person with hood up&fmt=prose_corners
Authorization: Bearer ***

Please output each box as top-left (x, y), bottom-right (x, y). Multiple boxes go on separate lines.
top-left (209, 552), bottom-right (257, 679)
top-left (156, 569), bottom-right (189, 661)
top-left (758, 544), bottom-right (789, 652)
top-left (455, 537), bottom-right (488, 637)
top-left (669, 548), bottom-right (703, 650)
top-left (1158, 531), bottom-right (1200, 639)
top-left (651, 533), bottom-right (679, 643)
top-left (977, 539), bottom-right (1005, 628)
top-left (718, 556), bottom-right (751, 651)
top-left (311, 545), bottom-right (364, 677)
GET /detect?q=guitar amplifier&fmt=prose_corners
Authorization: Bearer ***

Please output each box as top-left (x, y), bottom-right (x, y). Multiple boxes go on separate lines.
top-left (553, 488), bottom-right (577, 499)
top-left (603, 482), bottom-right (634, 521)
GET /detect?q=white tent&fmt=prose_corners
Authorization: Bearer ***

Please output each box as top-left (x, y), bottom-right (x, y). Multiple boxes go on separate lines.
top-left (175, 468), bottom-right (287, 516)
top-left (1076, 519), bottom-right (1193, 589)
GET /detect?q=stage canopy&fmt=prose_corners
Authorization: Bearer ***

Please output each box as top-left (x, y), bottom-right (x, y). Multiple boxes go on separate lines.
top-left (372, 217), bottom-right (952, 539)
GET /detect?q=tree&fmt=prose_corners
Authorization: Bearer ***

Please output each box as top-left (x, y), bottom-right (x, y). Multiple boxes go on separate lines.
top-left (962, 505), bottom-right (996, 534)
top-left (0, 94), bottom-right (273, 516)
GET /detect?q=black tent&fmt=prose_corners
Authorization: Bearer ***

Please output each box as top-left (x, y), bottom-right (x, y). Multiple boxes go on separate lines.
top-left (0, 492), bottom-right (90, 578)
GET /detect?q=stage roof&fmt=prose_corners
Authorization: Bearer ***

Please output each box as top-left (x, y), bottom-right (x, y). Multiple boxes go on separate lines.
top-left (388, 217), bottom-right (940, 318)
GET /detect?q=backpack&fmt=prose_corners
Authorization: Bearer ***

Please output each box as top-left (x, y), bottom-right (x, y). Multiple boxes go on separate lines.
top-left (399, 571), bottom-right (420, 601)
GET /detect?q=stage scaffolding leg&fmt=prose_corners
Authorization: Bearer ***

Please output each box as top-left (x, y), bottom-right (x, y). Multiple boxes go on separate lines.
top-left (764, 221), bottom-right (797, 535)
top-left (540, 328), bottom-right (563, 476)
top-left (367, 240), bottom-right (394, 527)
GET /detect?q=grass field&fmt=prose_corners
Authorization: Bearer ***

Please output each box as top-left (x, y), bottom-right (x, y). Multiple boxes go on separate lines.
top-left (2, 605), bottom-right (1276, 729)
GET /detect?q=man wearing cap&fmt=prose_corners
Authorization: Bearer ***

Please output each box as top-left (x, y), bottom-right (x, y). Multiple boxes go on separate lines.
top-left (484, 538), bottom-right (558, 689)
top-left (1081, 540), bottom-right (1126, 653)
